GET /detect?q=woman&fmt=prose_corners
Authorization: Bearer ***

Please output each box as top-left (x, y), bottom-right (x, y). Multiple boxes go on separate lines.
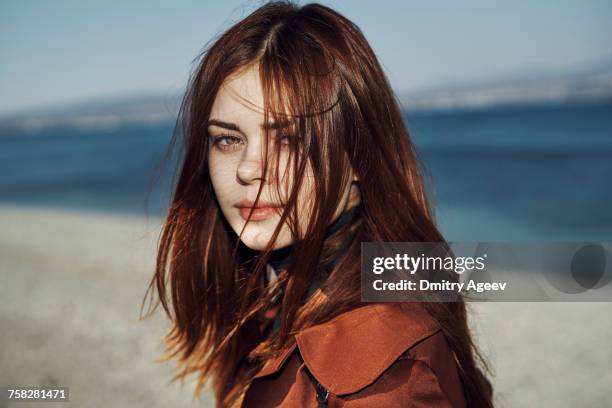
top-left (142, 1), bottom-right (493, 407)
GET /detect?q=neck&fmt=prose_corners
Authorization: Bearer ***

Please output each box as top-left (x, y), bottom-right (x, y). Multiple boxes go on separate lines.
top-left (265, 204), bottom-right (359, 275)
top-left (263, 204), bottom-right (359, 332)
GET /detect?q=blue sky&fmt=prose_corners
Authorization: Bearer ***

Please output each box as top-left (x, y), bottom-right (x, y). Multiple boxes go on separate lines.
top-left (1, 0), bottom-right (611, 114)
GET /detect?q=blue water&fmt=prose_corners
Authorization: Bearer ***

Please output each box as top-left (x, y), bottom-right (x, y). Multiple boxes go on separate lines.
top-left (406, 102), bottom-right (612, 240)
top-left (0, 101), bottom-right (610, 241)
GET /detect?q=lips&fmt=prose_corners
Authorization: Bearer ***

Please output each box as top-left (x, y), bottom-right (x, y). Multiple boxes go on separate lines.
top-left (234, 199), bottom-right (282, 221)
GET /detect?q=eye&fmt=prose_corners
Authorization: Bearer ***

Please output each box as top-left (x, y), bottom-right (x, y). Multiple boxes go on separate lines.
top-left (211, 134), bottom-right (244, 151)
top-left (277, 132), bottom-right (291, 145)
top-left (277, 132), bottom-right (303, 147)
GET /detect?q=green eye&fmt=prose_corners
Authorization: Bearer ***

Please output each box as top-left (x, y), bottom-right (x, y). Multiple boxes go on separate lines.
top-left (212, 134), bottom-right (244, 151)
top-left (277, 133), bottom-right (291, 144)
top-left (278, 132), bottom-right (304, 146)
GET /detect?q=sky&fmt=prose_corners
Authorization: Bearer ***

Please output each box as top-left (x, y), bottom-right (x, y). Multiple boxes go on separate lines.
top-left (1, 0), bottom-right (611, 115)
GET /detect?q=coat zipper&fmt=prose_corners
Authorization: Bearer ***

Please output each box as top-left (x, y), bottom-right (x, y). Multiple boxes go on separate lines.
top-left (315, 382), bottom-right (329, 407)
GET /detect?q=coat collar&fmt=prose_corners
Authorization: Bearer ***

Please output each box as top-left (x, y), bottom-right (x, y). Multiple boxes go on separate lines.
top-left (252, 302), bottom-right (440, 396)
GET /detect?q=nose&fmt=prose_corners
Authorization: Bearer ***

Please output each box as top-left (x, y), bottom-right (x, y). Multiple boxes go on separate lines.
top-left (236, 138), bottom-right (266, 185)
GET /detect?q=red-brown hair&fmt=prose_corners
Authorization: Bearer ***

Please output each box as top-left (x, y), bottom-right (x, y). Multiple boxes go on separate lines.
top-left (141, 2), bottom-right (493, 407)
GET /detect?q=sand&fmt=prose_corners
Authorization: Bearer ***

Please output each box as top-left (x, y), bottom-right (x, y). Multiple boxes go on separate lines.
top-left (0, 205), bottom-right (610, 407)
top-left (0, 205), bottom-right (210, 407)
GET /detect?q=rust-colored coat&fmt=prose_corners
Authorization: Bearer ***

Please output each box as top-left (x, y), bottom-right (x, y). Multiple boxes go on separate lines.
top-left (240, 302), bottom-right (466, 407)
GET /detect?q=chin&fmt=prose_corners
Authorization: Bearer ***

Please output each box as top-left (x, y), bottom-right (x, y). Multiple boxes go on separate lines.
top-left (235, 224), bottom-right (292, 251)
top-left (240, 237), bottom-right (269, 251)
top-left (233, 226), bottom-right (273, 251)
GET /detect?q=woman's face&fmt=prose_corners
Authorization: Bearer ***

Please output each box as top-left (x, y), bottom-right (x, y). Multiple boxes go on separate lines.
top-left (207, 64), bottom-right (358, 250)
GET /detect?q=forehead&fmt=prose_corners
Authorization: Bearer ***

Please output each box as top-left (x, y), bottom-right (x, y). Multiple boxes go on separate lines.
top-left (209, 65), bottom-right (265, 124)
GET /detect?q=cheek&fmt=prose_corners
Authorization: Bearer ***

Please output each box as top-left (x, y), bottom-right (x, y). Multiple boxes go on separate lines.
top-left (208, 155), bottom-right (238, 202)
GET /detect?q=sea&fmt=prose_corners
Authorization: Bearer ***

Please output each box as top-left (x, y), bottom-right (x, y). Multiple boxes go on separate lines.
top-left (1, 100), bottom-right (611, 241)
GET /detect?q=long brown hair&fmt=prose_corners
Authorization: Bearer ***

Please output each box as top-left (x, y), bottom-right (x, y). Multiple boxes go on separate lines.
top-left (141, 1), bottom-right (493, 407)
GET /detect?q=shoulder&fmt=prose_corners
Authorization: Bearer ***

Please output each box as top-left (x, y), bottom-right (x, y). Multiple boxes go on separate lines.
top-left (295, 302), bottom-right (465, 406)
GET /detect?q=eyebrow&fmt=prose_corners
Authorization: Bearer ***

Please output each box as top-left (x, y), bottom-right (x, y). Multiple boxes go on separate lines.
top-left (206, 118), bottom-right (293, 133)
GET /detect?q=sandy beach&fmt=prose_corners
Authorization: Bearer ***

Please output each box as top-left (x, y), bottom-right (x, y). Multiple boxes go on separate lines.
top-left (1, 205), bottom-right (610, 407)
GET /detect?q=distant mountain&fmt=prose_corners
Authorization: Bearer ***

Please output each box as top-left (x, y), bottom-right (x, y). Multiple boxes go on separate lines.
top-left (398, 56), bottom-right (612, 111)
top-left (0, 92), bottom-right (181, 134)
top-left (1, 57), bottom-right (611, 134)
